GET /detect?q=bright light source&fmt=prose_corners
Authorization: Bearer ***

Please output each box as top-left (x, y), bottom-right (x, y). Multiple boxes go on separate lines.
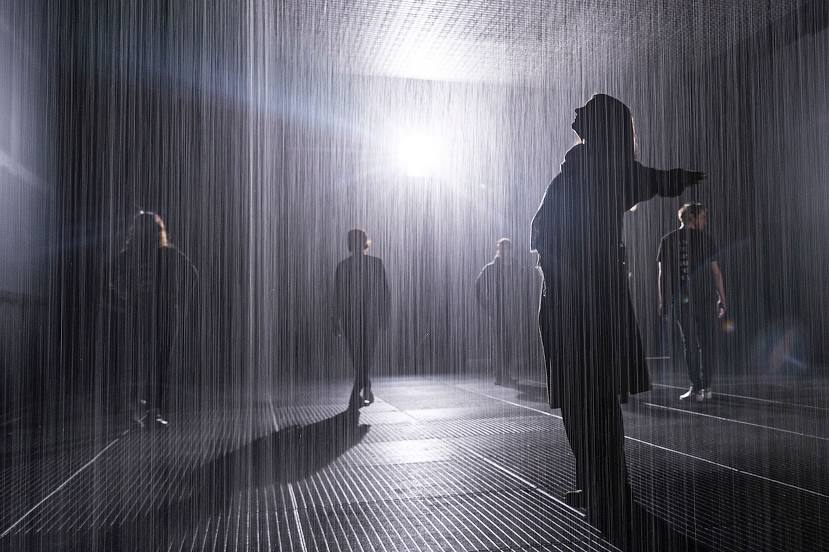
top-left (396, 132), bottom-right (443, 178)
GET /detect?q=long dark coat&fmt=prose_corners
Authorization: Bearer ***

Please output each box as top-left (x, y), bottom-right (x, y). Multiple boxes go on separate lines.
top-left (107, 244), bottom-right (199, 409)
top-left (531, 144), bottom-right (689, 409)
top-left (334, 254), bottom-right (390, 339)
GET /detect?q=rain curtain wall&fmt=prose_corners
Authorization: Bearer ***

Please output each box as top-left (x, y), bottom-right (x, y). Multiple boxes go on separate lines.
top-left (261, 53), bottom-right (762, 385)
top-left (0, 1), bottom-right (53, 429)
top-left (0, 1), bottom-right (827, 547)
top-left (20, 0), bottom-right (829, 430)
top-left (751, 15), bottom-right (829, 371)
top-left (244, 0), bottom-right (829, 386)
top-left (46, 1), bottom-right (255, 438)
top-left (584, 0), bottom-right (829, 381)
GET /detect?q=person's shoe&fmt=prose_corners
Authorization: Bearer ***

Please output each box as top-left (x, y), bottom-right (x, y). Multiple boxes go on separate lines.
top-left (363, 389), bottom-right (375, 405)
top-left (679, 388), bottom-right (704, 401)
top-left (701, 388), bottom-right (714, 400)
top-left (154, 411), bottom-right (169, 428)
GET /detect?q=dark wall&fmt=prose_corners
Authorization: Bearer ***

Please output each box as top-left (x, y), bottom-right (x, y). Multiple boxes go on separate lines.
top-left (0, 1), bottom-right (52, 422)
top-left (751, 13), bottom-right (829, 370)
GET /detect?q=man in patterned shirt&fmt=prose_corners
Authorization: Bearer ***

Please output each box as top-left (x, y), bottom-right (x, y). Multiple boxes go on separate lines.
top-left (657, 203), bottom-right (727, 401)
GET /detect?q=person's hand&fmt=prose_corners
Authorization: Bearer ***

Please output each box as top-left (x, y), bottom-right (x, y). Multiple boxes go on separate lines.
top-left (716, 300), bottom-right (727, 319)
top-left (683, 170), bottom-right (706, 186)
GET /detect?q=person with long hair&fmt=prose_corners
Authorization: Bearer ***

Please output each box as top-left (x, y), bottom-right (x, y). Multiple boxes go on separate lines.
top-left (110, 211), bottom-right (198, 428)
top-left (531, 94), bottom-right (704, 549)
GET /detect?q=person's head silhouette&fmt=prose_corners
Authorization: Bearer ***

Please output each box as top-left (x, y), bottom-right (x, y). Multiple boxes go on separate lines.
top-left (495, 237), bottom-right (512, 263)
top-left (125, 210), bottom-right (169, 252)
top-left (678, 202), bottom-right (708, 230)
top-left (572, 93), bottom-right (636, 159)
top-left (347, 228), bottom-right (370, 256)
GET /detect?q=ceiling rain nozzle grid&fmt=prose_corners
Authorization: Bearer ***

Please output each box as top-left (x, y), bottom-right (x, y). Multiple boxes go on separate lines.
top-left (280, 0), bottom-right (805, 82)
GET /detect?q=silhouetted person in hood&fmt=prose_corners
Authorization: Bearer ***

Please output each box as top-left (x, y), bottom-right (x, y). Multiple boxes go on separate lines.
top-left (531, 94), bottom-right (704, 549)
top-left (334, 229), bottom-right (390, 408)
top-left (110, 211), bottom-right (198, 428)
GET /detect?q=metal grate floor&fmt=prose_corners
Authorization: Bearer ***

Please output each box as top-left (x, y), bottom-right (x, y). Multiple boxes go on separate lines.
top-left (2, 376), bottom-right (828, 551)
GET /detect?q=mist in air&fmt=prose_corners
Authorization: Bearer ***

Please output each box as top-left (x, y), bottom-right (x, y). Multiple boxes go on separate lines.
top-left (1, 1), bottom-right (828, 551)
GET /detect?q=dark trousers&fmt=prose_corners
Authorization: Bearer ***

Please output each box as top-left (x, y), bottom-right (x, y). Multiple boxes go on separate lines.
top-left (125, 323), bottom-right (172, 416)
top-left (675, 301), bottom-right (710, 390)
top-left (345, 328), bottom-right (378, 401)
top-left (558, 355), bottom-right (631, 549)
top-left (493, 317), bottom-right (516, 382)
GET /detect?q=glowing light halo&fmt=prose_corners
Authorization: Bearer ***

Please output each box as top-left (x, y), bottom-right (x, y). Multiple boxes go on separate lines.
top-left (395, 131), bottom-right (445, 178)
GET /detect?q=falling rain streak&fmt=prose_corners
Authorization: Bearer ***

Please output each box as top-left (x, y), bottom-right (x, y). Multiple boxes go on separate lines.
top-left (1, 1), bottom-right (829, 551)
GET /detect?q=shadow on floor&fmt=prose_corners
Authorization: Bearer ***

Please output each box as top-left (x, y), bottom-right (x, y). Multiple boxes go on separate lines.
top-left (198, 402), bottom-right (369, 493)
top-left (94, 403), bottom-right (369, 551)
top-left (631, 503), bottom-right (713, 552)
top-left (505, 379), bottom-right (549, 403)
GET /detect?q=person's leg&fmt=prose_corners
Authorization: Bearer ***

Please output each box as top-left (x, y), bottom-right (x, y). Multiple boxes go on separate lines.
top-left (694, 306), bottom-right (712, 391)
top-left (494, 317), bottom-right (508, 384)
top-left (345, 333), bottom-right (363, 406)
top-left (563, 332), bottom-right (632, 548)
top-left (363, 330), bottom-right (378, 403)
top-left (504, 323), bottom-right (517, 382)
top-left (558, 354), bottom-right (588, 500)
top-left (131, 322), bottom-right (151, 423)
top-left (585, 385), bottom-right (632, 550)
top-left (154, 328), bottom-right (172, 425)
top-left (676, 304), bottom-right (702, 394)
top-left (153, 360), bottom-right (168, 425)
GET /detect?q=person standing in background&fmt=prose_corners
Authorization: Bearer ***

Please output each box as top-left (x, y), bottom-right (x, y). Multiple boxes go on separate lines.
top-left (476, 238), bottom-right (538, 385)
top-left (658, 203), bottom-right (727, 401)
top-left (109, 211), bottom-right (198, 428)
top-left (334, 229), bottom-right (390, 408)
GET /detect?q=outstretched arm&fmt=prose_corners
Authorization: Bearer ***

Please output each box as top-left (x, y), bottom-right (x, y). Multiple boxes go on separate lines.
top-left (629, 163), bottom-right (706, 208)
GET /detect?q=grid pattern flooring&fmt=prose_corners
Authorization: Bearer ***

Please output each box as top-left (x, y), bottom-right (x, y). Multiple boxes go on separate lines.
top-left (2, 376), bottom-right (828, 551)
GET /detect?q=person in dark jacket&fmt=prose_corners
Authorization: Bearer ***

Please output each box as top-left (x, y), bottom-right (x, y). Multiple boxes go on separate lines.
top-left (334, 229), bottom-right (390, 408)
top-left (110, 211), bottom-right (198, 428)
top-left (531, 94), bottom-right (704, 549)
top-left (475, 238), bottom-right (539, 385)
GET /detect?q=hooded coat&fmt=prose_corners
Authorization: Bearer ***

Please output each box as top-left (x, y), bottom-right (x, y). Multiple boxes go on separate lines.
top-left (532, 143), bottom-right (690, 408)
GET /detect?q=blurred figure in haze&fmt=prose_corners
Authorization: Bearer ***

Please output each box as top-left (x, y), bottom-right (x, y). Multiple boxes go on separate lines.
top-left (334, 229), bottom-right (390, 408)
top-left (531, 94), bottom-right (704, 549)
top-left (109, 211), bottom-right (198, 428)
top-left (475, 238), bottom-right (540, 385)
top-left (658, 202), bottom-right (727, 402)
